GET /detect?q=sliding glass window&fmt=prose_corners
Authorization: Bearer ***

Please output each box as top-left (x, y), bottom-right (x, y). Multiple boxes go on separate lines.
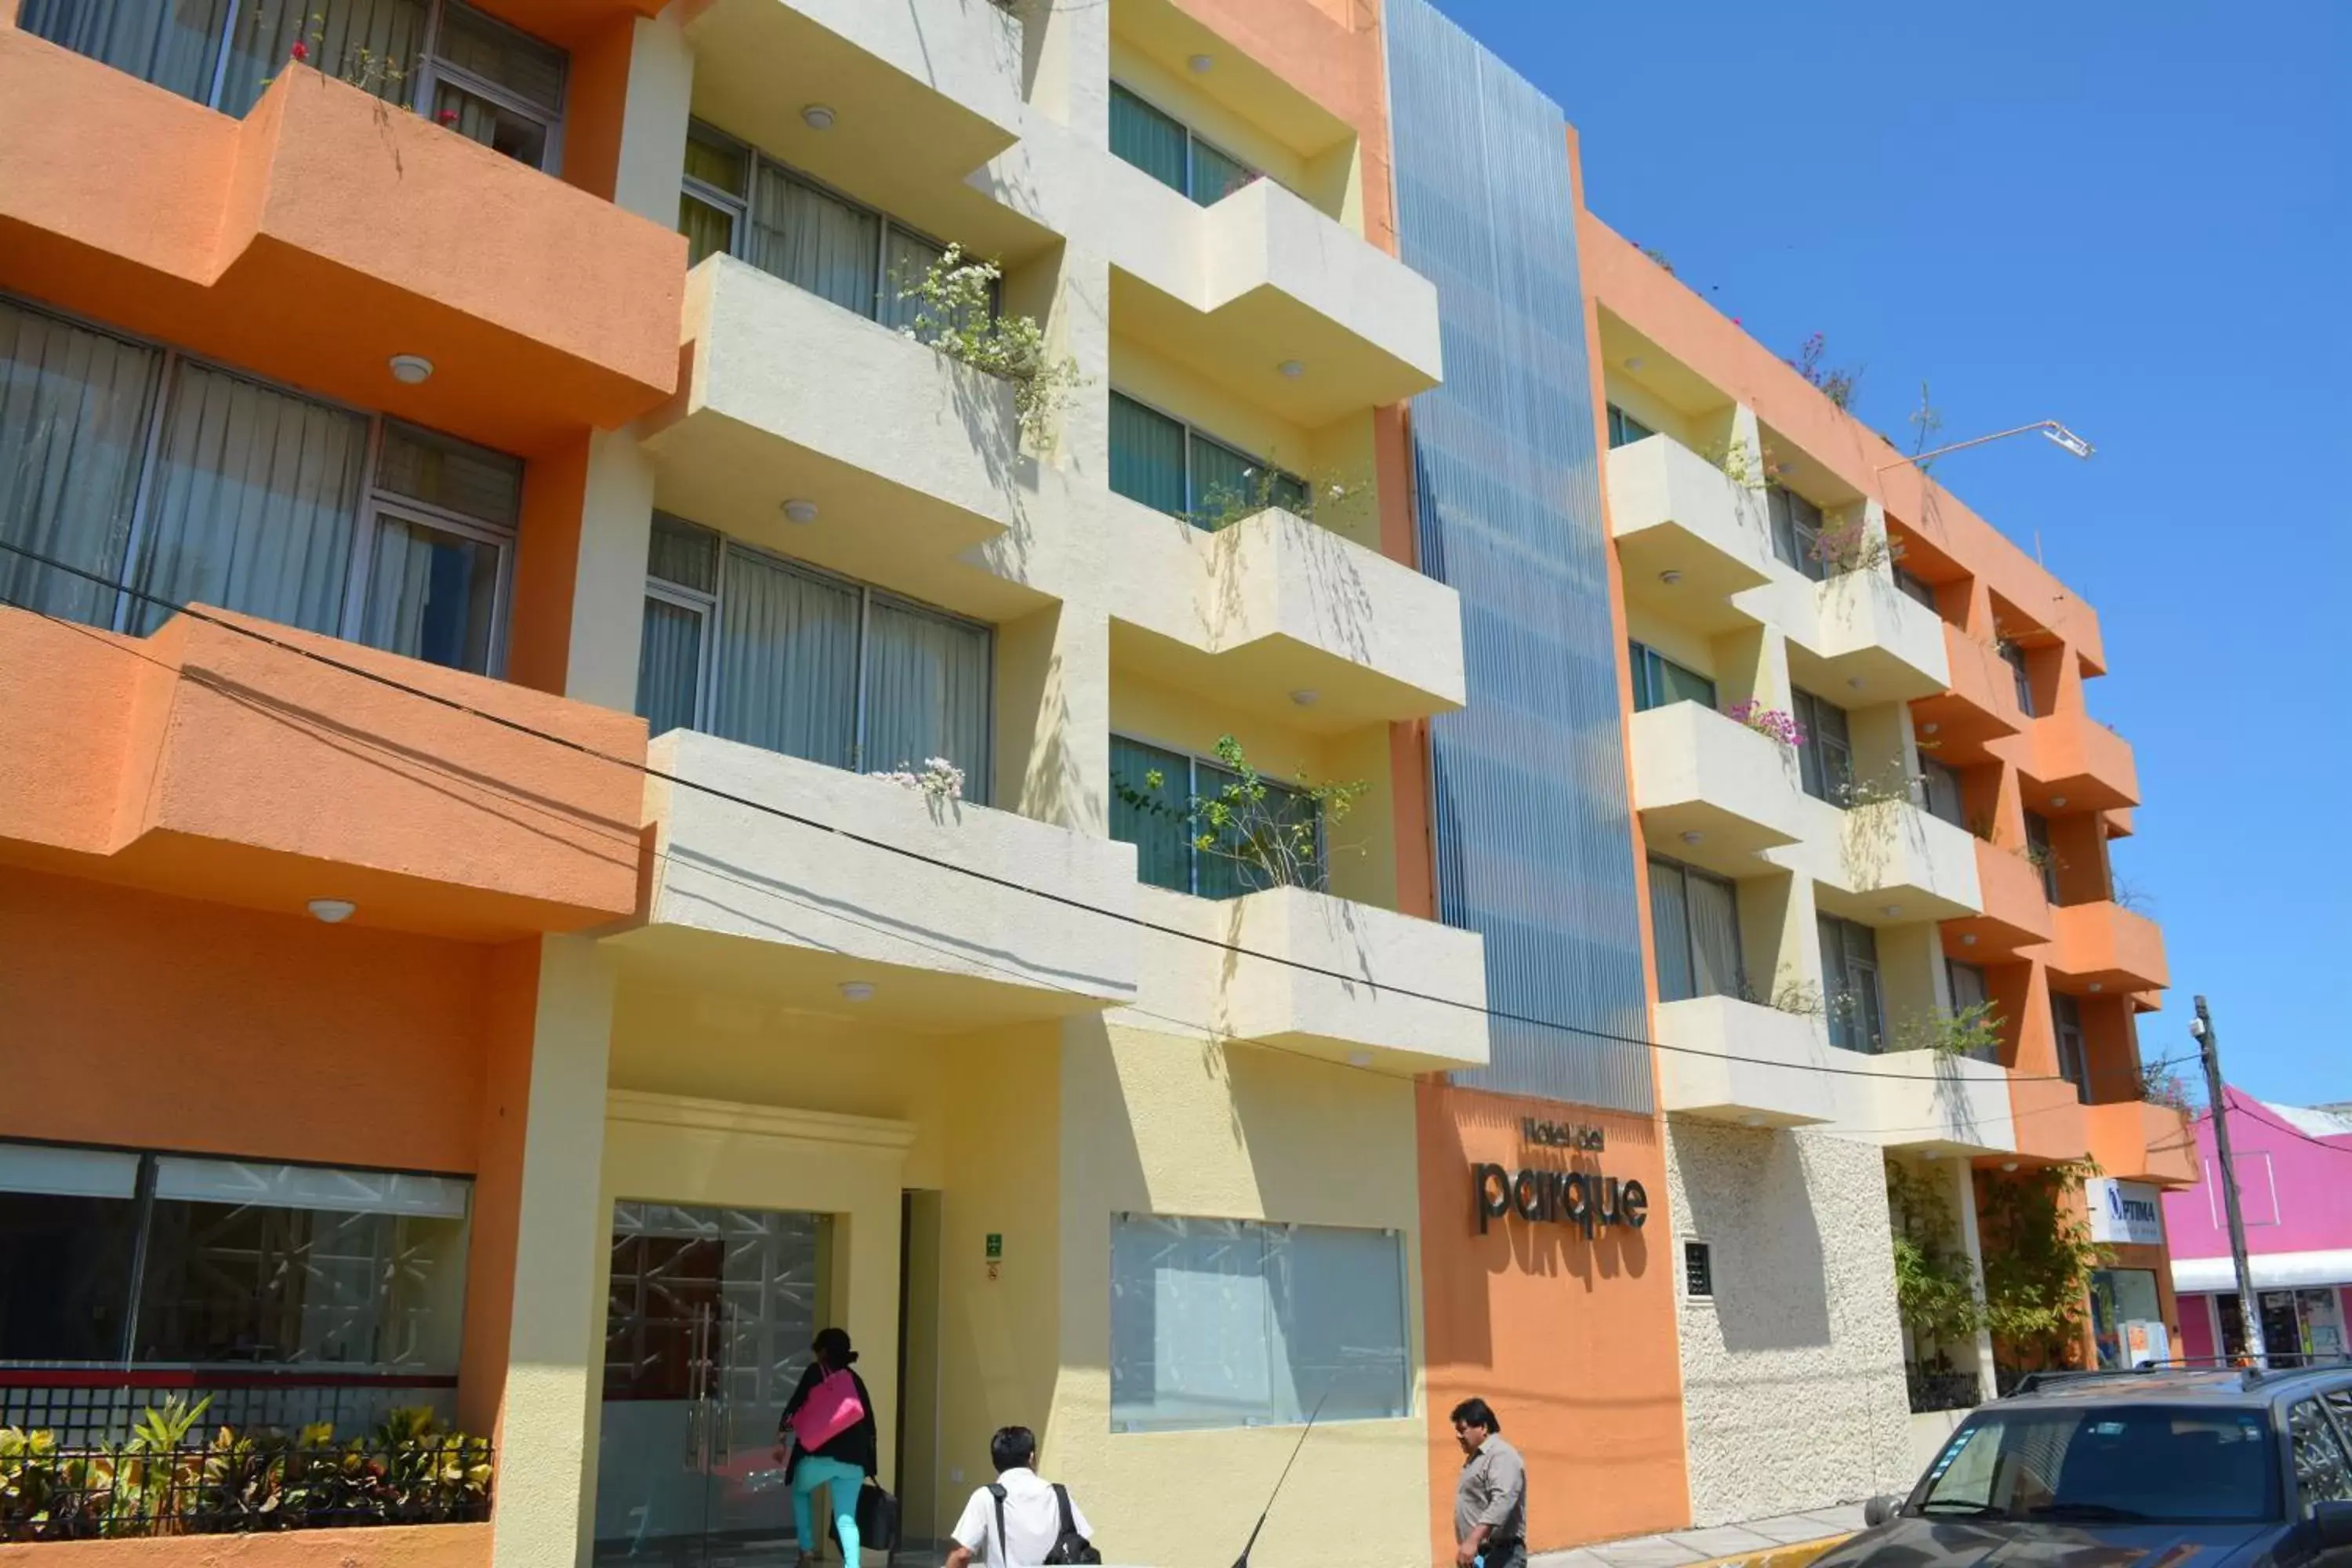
top-left (1108, 85), bottom-right (1260, 206)
top-left (1647, 856), bottom-right (1743, 1004)
top-left (1109, 393), bottom-right (1309, 528)
top-left (679, 121), bottom-right (976, 332)
top-left (1606, 405), bottom-right (1653, 449)
top-left (0, 294), bottom-right (521, 673)
top-left (1628, 641), bottom-right (1716, 713)
top-left (638, 515), bottom-right (993, 798)
top-left (1818, 915), bottom-right (1884, 1053)
top-left (1791, 687), bottom-right (1853, 804)
top-left (1109, 735), bottom-right (1322, 898)
top-left (1767, 485), bottom-right (1827, 582)
top-left (22, 0), bottom-right (564, 165)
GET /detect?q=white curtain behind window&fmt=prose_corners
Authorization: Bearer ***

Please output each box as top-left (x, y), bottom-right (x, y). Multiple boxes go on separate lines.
top-left (131, 362), bottom-right (365, 636)
top-left (711, 549), bottom-right (859, 768)
top-left (1648, 862), bottom-right (1693, 1003)
top-left (360, 514), bottom-right (499, 673)
top-left (637, 597), bottom-right (705, 738)
top-left (862, 598), bottom-right (989, 792)
top-left (749, 167), bottom-right (880, 318)
top-left (20, 0), bottom-right (234, 105)
top-left (1686, 870), bottom-right (1743, 1000)
top-left (0, 300), bottom-right (162, 627)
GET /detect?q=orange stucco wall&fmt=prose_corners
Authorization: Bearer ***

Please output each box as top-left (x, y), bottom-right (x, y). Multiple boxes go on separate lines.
top-left (0, 27), bottom-right (683, 456)
top-left (1418, 1087), bottom-right (1690, 1557)
top-left (0, 866), bottom-right (492, 1172)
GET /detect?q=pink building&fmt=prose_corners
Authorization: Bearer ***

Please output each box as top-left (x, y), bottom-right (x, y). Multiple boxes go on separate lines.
top-left (2168, 1086), bottom-right (2352, 1362)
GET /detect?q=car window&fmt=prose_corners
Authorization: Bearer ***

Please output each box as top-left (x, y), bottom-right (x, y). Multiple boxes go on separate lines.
top-left (2290, 1399), bottom-right (2352, 1514)
top-left (1915, 1406), bottom-right (2277, 1524)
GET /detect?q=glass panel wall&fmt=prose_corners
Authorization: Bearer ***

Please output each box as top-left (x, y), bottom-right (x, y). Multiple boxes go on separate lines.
top-left (1108, 394), bottom-right (1309, 529)
top-left (1109, 736), bottom-right (1322, 898)
top-left (1107, 85), bottom-right (1260, 205)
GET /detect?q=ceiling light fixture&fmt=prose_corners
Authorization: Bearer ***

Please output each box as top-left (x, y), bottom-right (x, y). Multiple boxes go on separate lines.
top-left (2001, 1160), bottom-right (2020, 1173)
top-left (1922, 722), bottom-right (1940, 735)
top-left (1659, 569), bottom-right (1683, 586)
top-left (1277, 359), bottom-right (1305, 379)
top-left (782, 499), bottom-right (818, 524)
top-left (2050, 795), bottom-right (2069, 808)
top-left (388, 354), bottom-right (433, 385)
top-left (1188, 53), bottom-right (1214, 73)
top-left (1962, 933), bottom-right (1979, 946)
top-left (1848, 676), bottom-right (1867, 690)
top-left (1289, 688), bottom-right (1319, 707)
top-left (838, 980), bottom-right (876, 1003)
top-left (2089, 982), bottom-right (2104, 993)
top-left (1680, 830), bottom-right (1704, 846)
top-left (1624, 355), bottom-right (1645, 371)
top-left (802, 103), bottom-right (837, 130)
top-left (307, 898), bottom-right (357, 924)
top-left (1346, 1051), bottom-right (1374, 1068)
top-left (1882, 904), bottom-right (1904, 918)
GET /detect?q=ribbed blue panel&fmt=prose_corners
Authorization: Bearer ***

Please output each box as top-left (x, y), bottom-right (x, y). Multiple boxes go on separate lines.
top-left (1385, 0), bottom-right (1653, 1112)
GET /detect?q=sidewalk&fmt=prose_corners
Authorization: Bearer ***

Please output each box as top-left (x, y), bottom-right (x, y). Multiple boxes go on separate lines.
top-left (1532, 1502), bottom-right (1868, 1568)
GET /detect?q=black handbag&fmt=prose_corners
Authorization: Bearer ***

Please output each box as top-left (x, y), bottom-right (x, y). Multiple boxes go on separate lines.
top-left (988, 1482), bottom-right (1100, 1565)
top-left (855, 1480), bottom-right (901, 1553)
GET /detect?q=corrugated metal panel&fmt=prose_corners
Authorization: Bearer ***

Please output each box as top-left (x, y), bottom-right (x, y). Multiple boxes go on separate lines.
top-left (1385, 0), bottom-right (1653, 1112)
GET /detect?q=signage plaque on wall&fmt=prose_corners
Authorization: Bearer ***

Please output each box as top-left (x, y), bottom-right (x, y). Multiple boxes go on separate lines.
top-left (1471, 1161), bottom-right (1647, 1238)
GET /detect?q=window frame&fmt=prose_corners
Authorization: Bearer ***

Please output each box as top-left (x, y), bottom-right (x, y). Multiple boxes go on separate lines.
top-left (1791, 687), bottom-right (1854, 804)
top-left (1107, 389), bottom-right (1310, 527)
top-left (1606, 404), bottom-right (1654, 450)
top-left (2051, 991), bottom-right (2089, 1101)
top-left (1921, 756), bottom-right (1966, 828)
top-left (1682, 1238), bottom-right (1715, 1301)
top-left (1819, 914), bottom-right (1885, 1054)
top-left (2000, 639), bottom-right (2037, 717)
top-left (1768, 485), bottom-right (1828, 583)
top-left (1646, 853), bottom-right (1744, 1004)
top-left (4, 292), bottom-right (521, 676)
top-left (681, 118), bottom-right (989, 328)
top-left (1628, 640), bottom-right (1718, 713)
top-left (2024, 808), bottom-right (2059, 902)
top-left (1106, 82), bottom-right (1262, 207)
top-left (1109, 731), bottom-right (1327, 898)
top-left (641, 514), bottom-right (996, 797)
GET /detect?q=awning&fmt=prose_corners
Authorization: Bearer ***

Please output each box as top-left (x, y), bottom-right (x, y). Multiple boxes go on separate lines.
top-left (2173, 1250), bottom-right (2352, 1294)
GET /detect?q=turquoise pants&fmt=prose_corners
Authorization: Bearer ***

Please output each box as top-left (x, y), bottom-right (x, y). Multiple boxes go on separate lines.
top-left (790, 1454), bottom-right (863, 1566)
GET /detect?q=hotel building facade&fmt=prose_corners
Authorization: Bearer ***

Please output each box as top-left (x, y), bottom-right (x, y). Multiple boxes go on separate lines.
top-left (0, 0), bottom-right (2189, 1563)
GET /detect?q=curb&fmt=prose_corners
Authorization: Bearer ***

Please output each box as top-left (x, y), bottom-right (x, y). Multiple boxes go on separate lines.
top-left (1682, 1535), bottom-right (1854, 1568)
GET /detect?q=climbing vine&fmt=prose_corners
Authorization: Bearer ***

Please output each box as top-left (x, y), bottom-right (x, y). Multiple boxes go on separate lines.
top-left (1980, 1159), bottom-right (2103, 1371)
top-left (1886, 1160), bottom-right (1986, 1351)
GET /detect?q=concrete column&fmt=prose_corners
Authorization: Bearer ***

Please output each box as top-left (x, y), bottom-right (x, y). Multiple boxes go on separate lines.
top-left (995, 603), bottom-right (1111, 836)
top-left (563, 429), bottom-right (659, 713)
top-left (462, 936), bottom-right (617, 1568)
top-left (1018, 0), bottom-right (1109, 141)
top-left (611, 9), bottom-right (695, 229)
top-left (1950, 1156), bottom-right (2001, 1399)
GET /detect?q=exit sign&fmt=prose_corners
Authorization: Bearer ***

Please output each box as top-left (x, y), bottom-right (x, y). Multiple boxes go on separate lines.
top-left (985, 1233), bottom-right (1003, 1260)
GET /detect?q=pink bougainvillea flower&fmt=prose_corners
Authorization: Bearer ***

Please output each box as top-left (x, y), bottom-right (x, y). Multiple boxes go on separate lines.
top-left (437, 108), bottom-right (460, 125)
top-left (289, 38), bottom-right (310, 61)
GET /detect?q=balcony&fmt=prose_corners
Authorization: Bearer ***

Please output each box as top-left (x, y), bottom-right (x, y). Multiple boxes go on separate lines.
top-left (2006, 1073), bottom-right (2091, 1167)
top-left (1629, 702), bottom-right (1809, 877)
top-left (684, 0), bottom-right (1022, 235)
top-left (1105, 503), bottom-right (1465, 731)
top-left (1782, 797), bottom-right (1984, 923)
top-left (1912, 623), bottom-right (2027, 766)
top-left (2049, 900), bottom-right (2169, 996)
top-left (643, 257), bottom-right (1025, 611)
top-left (1607, 437), bottom-right (1774, 630)
top-left (0, 34), bottom-right (683, 455)
top-left (0, 604), bottom-right (645, 940)
top-left (1124, 885), bottom-right (1488, 1073)
top-left (623, 731), bottom-right (1140, 1029)
top-left (1105, 176), bottom-right (1443, 424)
top-left (1795, 568), bottom-right (1951, 702)
top-left (1655, 995), bottom-right (1837, 1127)
top-left (2020, 709), bottom-right (2140, 814)
top-left (1829, 1051), bottom-right (2017, 1156)
top-left (2087, 1099), bottom-right (2199, 1188)
top-left (1943, 837), bottom-right (2056, 958)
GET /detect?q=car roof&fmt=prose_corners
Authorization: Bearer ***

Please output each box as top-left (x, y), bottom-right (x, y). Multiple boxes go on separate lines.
top-left (1992, 1363), bottom-right (2352, 1411)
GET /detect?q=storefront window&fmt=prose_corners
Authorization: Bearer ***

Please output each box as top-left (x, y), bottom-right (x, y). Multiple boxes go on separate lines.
top-left (2218, 1287), bottom-right (2348, 1362)
top-left (2089, 1268), bottom-right (2165, 1369)
top-left (1109, 1215), bottom-right (1408, 1432)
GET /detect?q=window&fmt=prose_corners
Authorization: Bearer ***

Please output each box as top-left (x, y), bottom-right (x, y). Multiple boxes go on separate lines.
top-left (0, 296), bottom-right (521, 673)
top-left (1791, 688), bottom-right (1853, 804)
top-left (1946, 960), bottom-right (1995, 1057)
top-left (0, 1141), bottom-right (470, 1372)
top-left (2289, 1399), bottom-right (2352, 1513)
top-left (1682, 1240), bottom-right (1714, 1299)
top-left (1110, 735), bottom-right (1323, 898)
top-left (1648, 856), bottom-right (1742, 1004)
top-left (1819, 915), bottom-right (1883, 1053)
top-left (1108, 85), bottom-right (1260, 206)
top-left (677, 121), bottom-right (981, 331)
top-left (1914, 1406), bottom-right (2277, 1524)
top-left (1109, 1214), bottom-right (1406, 1432)
top-left (23, 0), bottom-right (564, 166)
top-left (1109, 393), bottom-right (1309, 528)
top-left (2051, 992), bottom-right (2088, 1102)
top-left (637, 515), bottom-right (993, 796)
top-left (1922, 757), bottom-right (1965, 828)
top-left (1895, 566), bottom-right (1937, 609)
top-left (1628, 641), bottom-right (1717, 713)
top-left (2000, 639), bottom-right (2036, 716)
top-left (1768, 486), bottom-right (1827, 582)
top-left (1606, 405), bottom-right (1653, 449)
top-left (2024, 809), bottom-right (2058, 902)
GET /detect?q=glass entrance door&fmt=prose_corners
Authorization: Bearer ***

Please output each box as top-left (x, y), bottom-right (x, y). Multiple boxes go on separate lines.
top-left (594, 1203), bottom-right (826, 1568)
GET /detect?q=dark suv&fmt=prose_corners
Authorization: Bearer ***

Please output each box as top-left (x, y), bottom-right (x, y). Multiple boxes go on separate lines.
top-left (1817, 1363), bottom-right (2352, 1568)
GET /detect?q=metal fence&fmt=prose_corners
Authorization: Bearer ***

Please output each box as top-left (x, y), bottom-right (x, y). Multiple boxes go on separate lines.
top-left (0, 1434), bottom-right (492, 1542)
top-left (1907, 1362), bottom-right (1984, 1414)
top-left (1, 1377), bottom-right (456, 1449)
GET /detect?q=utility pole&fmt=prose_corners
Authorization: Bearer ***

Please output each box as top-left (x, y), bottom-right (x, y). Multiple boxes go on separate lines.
top-left (2192, 996), bottom-right (2266, 1368)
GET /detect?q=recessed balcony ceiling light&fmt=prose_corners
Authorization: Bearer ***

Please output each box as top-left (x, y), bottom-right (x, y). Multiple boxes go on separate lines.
top-left (1741, 1115), bottom-right (1766, 1127)
top-left (1679, 830), bottom-right (1704, 846)
top-left (1289, 688), bottom-right (1319, 706)
top-left (1278, 359), bottom-right (1305, 379)
top-left (2050, 795), bottom-right (2068, 808)
top-left (1346, 1051), bottom-right (1373, 1068)
top-left (1881, 904), bottom-right (1904, 918)
top-left (1922, 722), bottom-right (1940, 735)
top-left (1188, 53), bottom-right (1214, 73)
top-left (782, 499), bottom-right (819, 524)
top-left (802, 103), bottom-right (837, 130)
top-left (388, 354), bottom-right (433, 385)
top-left (2001, 1160), bottom-right (2020, 1172)
top-left (1659, 569), bottom-right (1682, 585)
top-left (1922, 1149), bottom-right (1941, 1160)
top-left (1962, 933), bottom-right (1979, 946)
top-left (839, 980), bottom-right (876, 1003)
top-left (1847, 676), bottom-right (1867, 690)
top-left (2089, 982), bottom-right (2104, 993)
top-left (1624, 356), bottom-right (1645, 371)
top-left (307, 898), bottom-right (357, 924)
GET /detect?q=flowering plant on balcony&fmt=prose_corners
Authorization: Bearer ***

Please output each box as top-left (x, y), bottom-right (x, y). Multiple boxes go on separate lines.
top-left (1112, 735), bottom-right (1367, 893)
top-left (2141, 1062), bottom-right (2200, 1113)
top-left (1808, 512), bottom-right (1899, 575)
top-left (870, 757), bottom-right (966, 803)
top-left (897, 246), bottom-right (1084, 447)
top-left (1726, 699), bottom-right (1805, 748)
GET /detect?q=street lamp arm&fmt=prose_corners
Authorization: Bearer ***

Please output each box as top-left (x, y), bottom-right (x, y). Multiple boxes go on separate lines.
top-left (1875, 420), bottom-right (2095, 473)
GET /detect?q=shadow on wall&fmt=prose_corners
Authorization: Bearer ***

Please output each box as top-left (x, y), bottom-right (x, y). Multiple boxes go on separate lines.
top-left (1668, 1121), bottom-right (1832, 1355)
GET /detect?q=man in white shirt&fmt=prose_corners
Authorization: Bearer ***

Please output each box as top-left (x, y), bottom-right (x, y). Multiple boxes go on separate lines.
top-left (946, 1426), bottom-right (1095, 1566)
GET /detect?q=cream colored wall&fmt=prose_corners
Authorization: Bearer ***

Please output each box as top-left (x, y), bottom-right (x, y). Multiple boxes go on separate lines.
top-left (1049, 1019), bottom-right (1429, 1568)
top-left (1624, 603), bottom-right (1719, 677)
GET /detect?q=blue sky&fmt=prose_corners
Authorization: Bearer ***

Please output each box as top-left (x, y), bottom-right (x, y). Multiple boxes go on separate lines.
top-left (1428, 0), bottom-right (2350, 1102)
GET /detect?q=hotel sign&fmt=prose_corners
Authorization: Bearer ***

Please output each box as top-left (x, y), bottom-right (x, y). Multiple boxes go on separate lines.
top-left (1472, 1123), bottom-right (1646, 1239)
top-left (2087, 1178), bottom-right (2165, 1247)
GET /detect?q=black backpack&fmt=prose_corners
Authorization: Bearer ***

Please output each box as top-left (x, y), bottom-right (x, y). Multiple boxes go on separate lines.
top-left (988, 1481), bottom-right (1101, 1565)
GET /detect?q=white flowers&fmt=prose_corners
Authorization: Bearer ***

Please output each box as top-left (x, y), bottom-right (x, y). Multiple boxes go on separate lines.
top-left (870, 757), bottom-right (966, 802)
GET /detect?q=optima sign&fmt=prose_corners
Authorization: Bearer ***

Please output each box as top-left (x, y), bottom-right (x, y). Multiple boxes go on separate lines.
top-left (1472, 1161), bottom-right (1649, 1239)
top-left (2087, 1178), bottom-right (2165, 1247)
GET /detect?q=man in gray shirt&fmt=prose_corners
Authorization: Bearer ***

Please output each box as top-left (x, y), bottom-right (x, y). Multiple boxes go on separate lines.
top-left (1451, 1397), bottom-right (1527, 1567)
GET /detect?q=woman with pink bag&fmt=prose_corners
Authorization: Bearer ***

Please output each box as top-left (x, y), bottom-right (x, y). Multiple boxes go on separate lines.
top-left (771, 1327), bottom-right (879, 1567)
